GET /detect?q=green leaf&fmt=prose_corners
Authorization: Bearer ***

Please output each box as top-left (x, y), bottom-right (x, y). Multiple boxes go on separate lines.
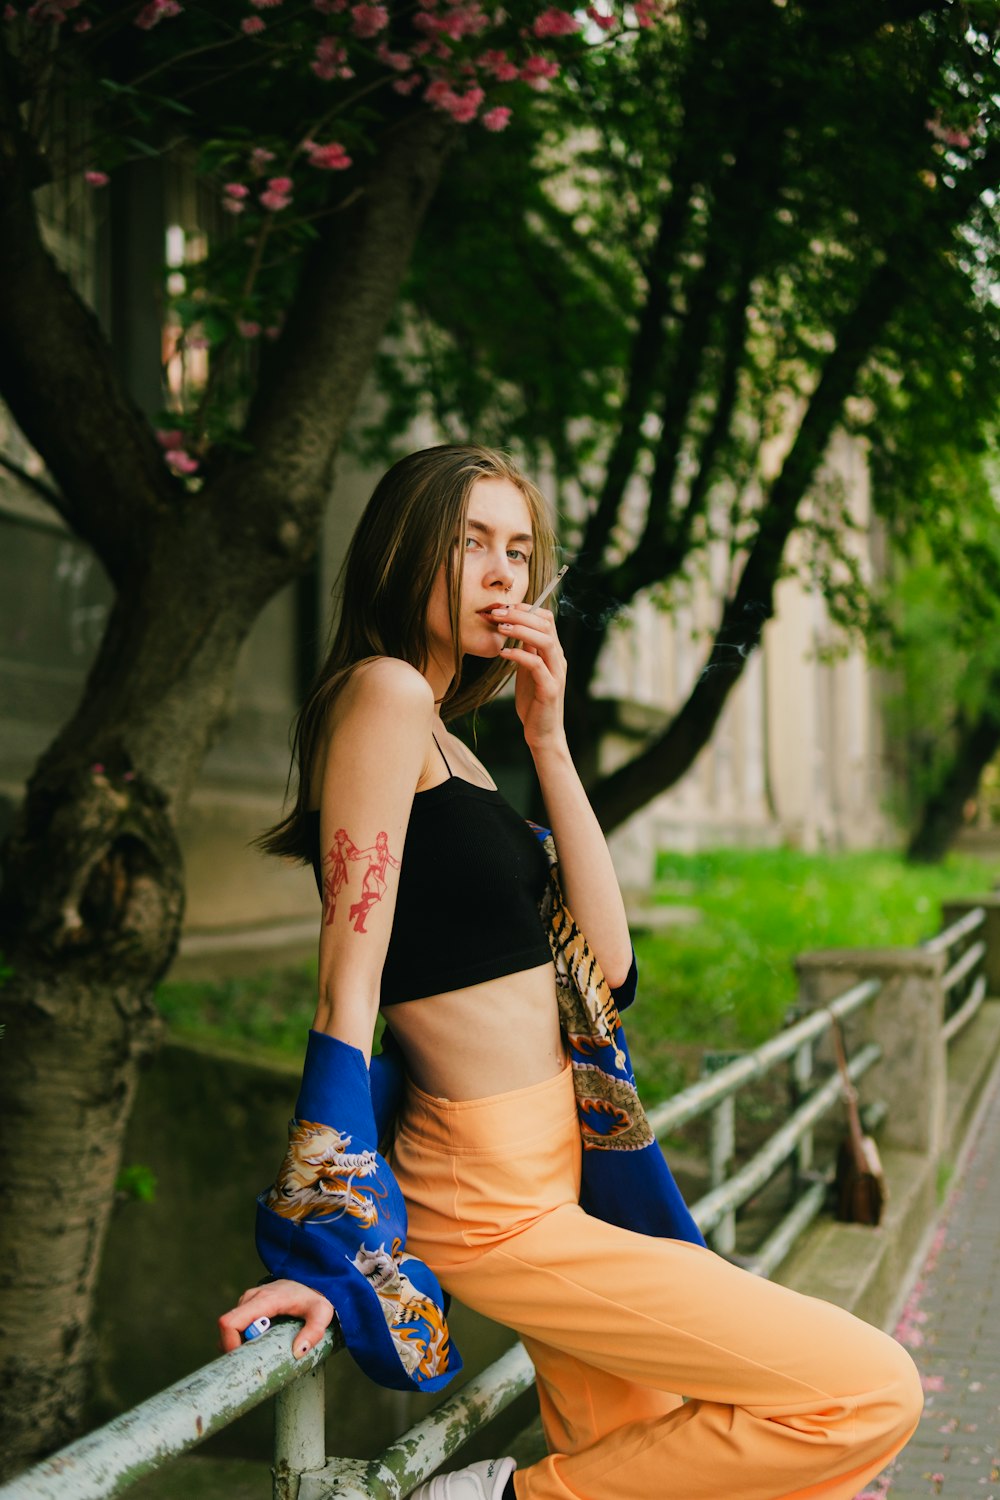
top-left (115, 1165), bottom-right (158, 1204)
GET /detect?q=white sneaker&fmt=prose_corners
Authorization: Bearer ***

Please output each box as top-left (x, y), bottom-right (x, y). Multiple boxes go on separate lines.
top-left (410, 1455), bottom-right (516, 1500)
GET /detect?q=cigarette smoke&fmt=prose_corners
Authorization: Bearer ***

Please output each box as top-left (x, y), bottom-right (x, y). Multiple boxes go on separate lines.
top-left (697, 600), bottom-right (769, 682)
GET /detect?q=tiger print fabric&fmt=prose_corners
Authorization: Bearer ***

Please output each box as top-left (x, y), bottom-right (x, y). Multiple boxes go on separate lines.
top-left (534, 827), bottom-right (655, 1154)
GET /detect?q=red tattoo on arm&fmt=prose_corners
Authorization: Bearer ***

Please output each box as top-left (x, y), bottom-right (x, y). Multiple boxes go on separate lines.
top-left (321, 828), bottom-right (400, 933)
top-left (348, 830), bottom-right (401, 933)
top-left (322, 828), bottom-right (359, 927)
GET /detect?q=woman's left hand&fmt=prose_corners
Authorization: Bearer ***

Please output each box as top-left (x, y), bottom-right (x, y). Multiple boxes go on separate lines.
top-left (218, 1278), bottom-right (334, 1358)
top-left (492, 604), bottom-right (567, 750)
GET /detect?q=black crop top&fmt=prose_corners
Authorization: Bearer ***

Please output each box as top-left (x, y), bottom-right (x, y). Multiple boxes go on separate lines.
top-left (306, 743), bottom-right (553, 1005)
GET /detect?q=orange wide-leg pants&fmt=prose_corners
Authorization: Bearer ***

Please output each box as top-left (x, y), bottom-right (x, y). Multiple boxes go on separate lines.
top-left (390, 1063), bottom-right (922, 1500)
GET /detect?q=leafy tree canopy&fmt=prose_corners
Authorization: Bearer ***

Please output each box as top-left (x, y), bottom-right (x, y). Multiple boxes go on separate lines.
top-left (364, 0), bottom-right (1000, 673)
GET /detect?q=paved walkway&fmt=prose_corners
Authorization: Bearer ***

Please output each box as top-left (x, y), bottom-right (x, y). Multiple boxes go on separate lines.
top-left (862, 1060), bottom-right (1000, 1500)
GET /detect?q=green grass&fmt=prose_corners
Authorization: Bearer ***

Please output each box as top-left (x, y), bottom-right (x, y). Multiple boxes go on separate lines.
top-left (625, 847), bottom-right (1000, 1104)
top-left (155, 961), bottom-right (319, 1065)
top-left (155, 847), bottom-right (1000, 1104)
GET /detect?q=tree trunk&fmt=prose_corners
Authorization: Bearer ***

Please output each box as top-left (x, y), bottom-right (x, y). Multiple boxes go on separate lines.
top-left (0, 545), bottom-right (265, 1473)
top-left (0, 99), bottom-right (455, 1474)
top-left (906, 705), bottom-right (1000, 864)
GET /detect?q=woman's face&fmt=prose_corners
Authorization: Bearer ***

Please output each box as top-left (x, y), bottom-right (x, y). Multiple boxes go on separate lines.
top-left (424, 477), bottom-right (535, 679)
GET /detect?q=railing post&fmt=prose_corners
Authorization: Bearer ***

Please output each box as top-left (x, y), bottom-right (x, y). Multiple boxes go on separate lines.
top-left (942, 896), bottom-right (1000, 994)
top-left (794, 948), bottom-right (948, 1159)
top-left (274, 1364), bottom-right (327, 1500)
top-left (792, 1039), bottom-right (814, 1180)
top-left (701, 1051), bottom-right (741, 1254)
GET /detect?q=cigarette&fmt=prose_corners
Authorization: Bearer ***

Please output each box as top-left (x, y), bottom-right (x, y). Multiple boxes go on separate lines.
top-left (526, 565), bottom-right (568, 613)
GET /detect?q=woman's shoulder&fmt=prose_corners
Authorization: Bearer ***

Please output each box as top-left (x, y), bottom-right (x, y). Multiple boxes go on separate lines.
top-left (327, 658), bottom-right (434, 741)
top-left (310, 659), bottom-right (433, 804)
top-left (340, 656), bottom-right (434, 712)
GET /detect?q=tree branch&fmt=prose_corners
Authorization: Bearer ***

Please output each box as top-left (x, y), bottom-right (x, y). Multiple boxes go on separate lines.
top-left (0, 449), bottom-right (64, 513)
top-left (591, 251), bottom-right (911, 832)
top-left (634, 248), bottom-right (755, 598)
top-left (212, 109), bottom-right (457, 548)
top-left (0, 38), bottom-right (174, 587)
top-left (576, 23), bottom-right (724, 568)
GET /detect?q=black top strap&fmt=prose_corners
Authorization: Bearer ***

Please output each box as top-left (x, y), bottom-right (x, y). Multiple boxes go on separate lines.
top-left (431, 733), bottom-right (454, 777)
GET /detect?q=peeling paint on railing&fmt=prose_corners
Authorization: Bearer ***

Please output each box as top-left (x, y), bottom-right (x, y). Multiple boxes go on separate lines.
top-left (296, 1344), bottom-right (535, 1500)
top-left (0, 1323), bottom-right (337, 1500)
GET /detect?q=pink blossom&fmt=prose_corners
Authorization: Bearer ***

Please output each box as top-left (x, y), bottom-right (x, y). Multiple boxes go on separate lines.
top-left (134, 0), bottom-right (182, 29)
top-left (424, 78), bottom-right (483, 122)
top-left (264, 324), bottom-right (283, 340)
top-left (349, 1), bottom-right (388, 35)
top-left (449, 86), bottom-right (483, 122)
top-left (306, 140), bottom-right (352, 170)
top-left (311, 34), bottom-right (353, 79)
top-left (632, 0), bottom-right (662, 26)
top-left (413, 1), bottom-right (488, 38)
top-left (532, 6), bottom-right (580, 36)
top-left (241, 14), bottom-right (265, 31)
top-left (3, 6), bottom-right (18, 19)
top-left (313, 0), bottom-right (346, 10)
top-left (164, 448), bottom-right (199, 475)
top-left (91, 763), bottom-right (106, 775)
top-left (392, 72), bottom-right (421, 94)
top-left (156, 428), bottom-right (184, 448)
top-left (237, 320), bottom-right (262, 339)
top-left (585, 5), bottom-right (616, 29)
top-left (84, 169), bottom-right (109, 187)
top-left (250, 146), bottom-right (276, 172)
top-left (411, 38), bottom-right (432, 55)
top-left (259, 188), bottom-right (292, 211)
top-left (266, 175), bottom-right (293, 194)
top-left (249, 0), bottom-right (283, 6)
top-left (921, 1373), bottom-right (946, 1391)
top-left (25, 0), bottom-right (86, 18)
top-left (481, 105), bottom-right (511, 131)
top-left (519, 54), bottom-right (559, 89)
top-left (221, 197), bottom-right (247, 214)
top-left (478, 48), bottom-right (519, 80)
top-left (224, 181), bottom-right (250, 198)
top-left (376, 38), bottom-right (412, 70)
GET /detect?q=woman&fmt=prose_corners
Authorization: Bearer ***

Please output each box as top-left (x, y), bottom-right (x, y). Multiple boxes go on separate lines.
top-left (219, 445), bottom-right (922, 1500)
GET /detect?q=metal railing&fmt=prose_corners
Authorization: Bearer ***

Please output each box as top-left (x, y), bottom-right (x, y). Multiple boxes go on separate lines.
top-left (1, 904), bottom-right (991, 1500)
top-left (925, 905), bottom-right (987, 1044)
top-left (648, 975), bottom-right (881, 1264)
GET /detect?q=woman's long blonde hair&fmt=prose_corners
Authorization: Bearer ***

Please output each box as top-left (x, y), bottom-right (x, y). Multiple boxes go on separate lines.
top-left (258, 444), bottom-right (556, 862)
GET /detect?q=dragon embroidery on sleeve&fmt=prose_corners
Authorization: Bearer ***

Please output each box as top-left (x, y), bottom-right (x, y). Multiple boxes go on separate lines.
top-left (351, 1241), bottom-right (452, 1382)
top-left (265, 1119), bottom-right (386, 1225)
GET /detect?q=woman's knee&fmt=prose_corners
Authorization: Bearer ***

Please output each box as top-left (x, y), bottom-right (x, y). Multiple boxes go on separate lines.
top-left (864, 1335), bottom-right (924, 1448)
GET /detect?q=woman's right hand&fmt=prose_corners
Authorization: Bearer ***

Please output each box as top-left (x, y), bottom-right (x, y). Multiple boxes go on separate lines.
top-left (218, 1278), bottom-right (335, 1358)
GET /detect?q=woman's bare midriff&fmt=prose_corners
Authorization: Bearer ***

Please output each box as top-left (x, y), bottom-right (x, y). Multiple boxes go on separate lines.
top-left (382, 960), bottom-right (565, 1101)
